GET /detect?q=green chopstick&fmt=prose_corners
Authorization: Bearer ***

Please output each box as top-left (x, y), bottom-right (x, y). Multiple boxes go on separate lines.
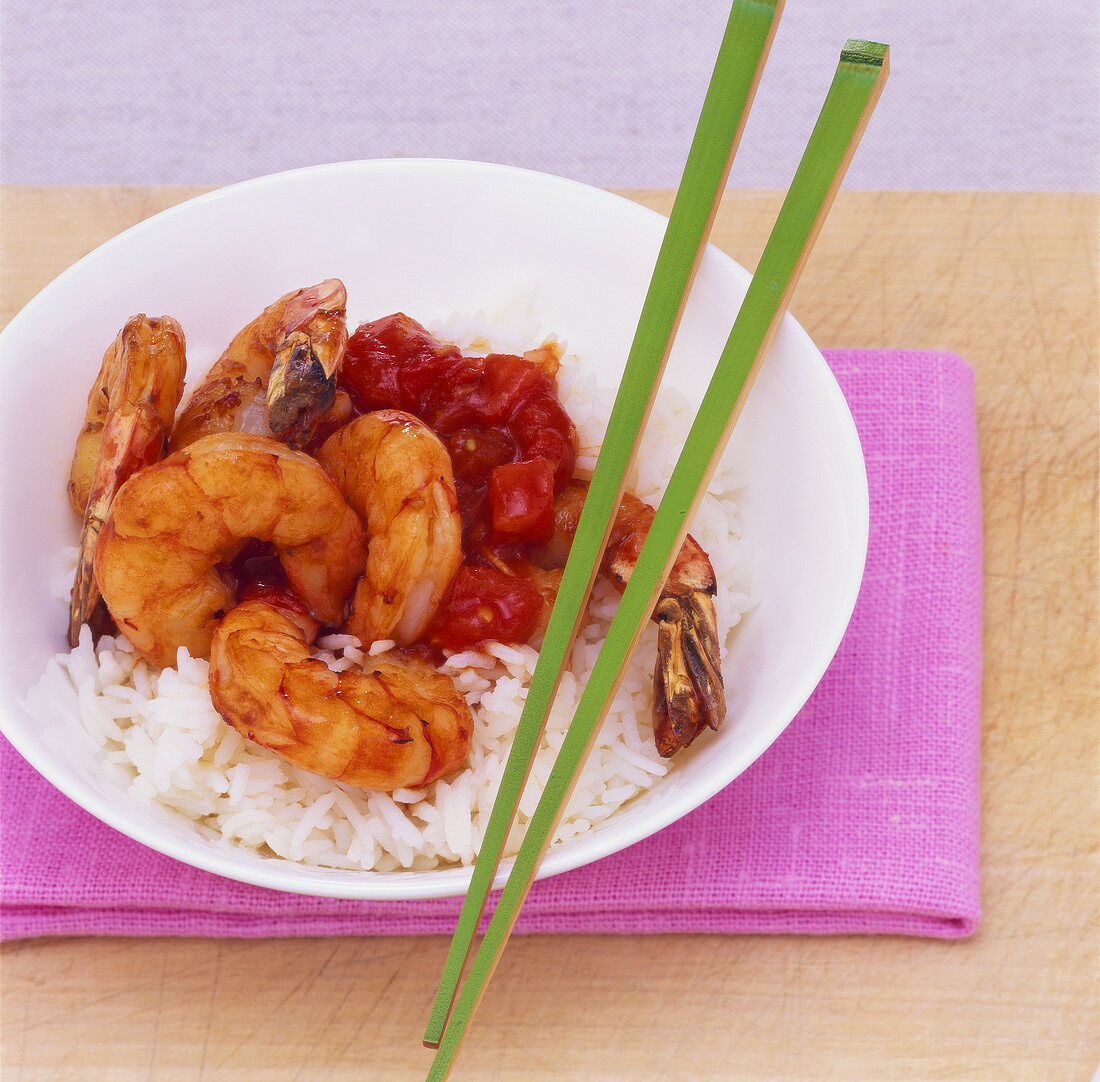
top-left (422, 0), bottom-right (783, 1050)
top-left (424, 40), bottom-right (889, 1081)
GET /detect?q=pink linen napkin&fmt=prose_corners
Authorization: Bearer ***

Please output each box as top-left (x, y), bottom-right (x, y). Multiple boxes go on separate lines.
top-left (0, 350), bottom-right (982, 941)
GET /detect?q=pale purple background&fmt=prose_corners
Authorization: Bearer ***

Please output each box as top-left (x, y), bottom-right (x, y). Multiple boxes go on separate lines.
top-left (1, 0), bottom-right (1097, 189)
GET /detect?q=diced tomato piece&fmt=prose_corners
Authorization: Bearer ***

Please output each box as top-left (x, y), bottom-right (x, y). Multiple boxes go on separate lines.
top-left (342, 313), bottom-right (462, 414)
top-left (431, 566), bottom-right (544, 650)
top-left (511, 395), bottom-right (577, 484)
top-left (446, 427), bottom-right (518, 486)
top-left (489, 458), bottom-right (556, 543)
top-left (426, 353), bottom-right (542, 432)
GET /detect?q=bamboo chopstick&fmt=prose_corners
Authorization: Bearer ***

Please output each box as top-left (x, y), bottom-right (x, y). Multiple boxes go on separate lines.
top-left (423, 40), bottom-right (889, 1082)
top-left (422, 0), bottom-right (783, 1049)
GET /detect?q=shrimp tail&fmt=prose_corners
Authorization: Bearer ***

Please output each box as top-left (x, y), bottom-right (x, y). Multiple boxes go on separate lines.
top-left (266, 330), bottom-right (337, 445)
top-left (538, 478), bottom-right (728, 757)
top-left (69, 543), bottom-right (99, 646)
top-left (68, 315), bottom-right (187, 646)
top-left (69, 409), bottom-right (163, 643)
top-left (170, 279), bottom-right (348, 452)
top-left (652, 588), bottom-right (726, 757)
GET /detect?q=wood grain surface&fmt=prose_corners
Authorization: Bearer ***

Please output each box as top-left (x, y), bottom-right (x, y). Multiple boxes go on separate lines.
top-left (1, 188), bottom-right (1097, 1081)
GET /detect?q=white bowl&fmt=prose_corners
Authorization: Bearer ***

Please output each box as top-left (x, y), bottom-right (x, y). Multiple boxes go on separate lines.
top-left (0, 160), bottom-right (867, 899)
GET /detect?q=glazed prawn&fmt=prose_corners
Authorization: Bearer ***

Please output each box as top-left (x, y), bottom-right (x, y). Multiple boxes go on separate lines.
top-left (170, 279), bottom-right (350, 451)
top-left (539, 479), bottom-right (726, 757)
top-left (94, 432), bottom-right (367, 668)
top-left (209, 600), bottom-right (472, 790)
top-left (68, 315), bottom-right (187, 644)
top-left (316, 410), bottom-right (463, 646)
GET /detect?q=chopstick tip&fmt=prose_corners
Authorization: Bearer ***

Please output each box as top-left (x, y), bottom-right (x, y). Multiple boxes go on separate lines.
top-left (840, 39), bottom-right (889, 66)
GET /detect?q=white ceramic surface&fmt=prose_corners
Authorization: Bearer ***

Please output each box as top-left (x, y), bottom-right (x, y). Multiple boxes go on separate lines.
top-left (0, 159), bottom-right (868, 899)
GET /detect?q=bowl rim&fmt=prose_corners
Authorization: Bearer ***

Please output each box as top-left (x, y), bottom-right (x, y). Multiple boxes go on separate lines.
top-left (0, 158), bottom-right (869, 899)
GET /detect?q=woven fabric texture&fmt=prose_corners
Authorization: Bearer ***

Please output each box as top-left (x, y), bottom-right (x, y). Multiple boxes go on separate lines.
top-left (0, 349), bottom-right (982, 940)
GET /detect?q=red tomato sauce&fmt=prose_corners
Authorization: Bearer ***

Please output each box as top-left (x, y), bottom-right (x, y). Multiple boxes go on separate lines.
top-left (221, 540), bottom-right (312, 621)
top-left (339, 314), bottom-right (578, 650)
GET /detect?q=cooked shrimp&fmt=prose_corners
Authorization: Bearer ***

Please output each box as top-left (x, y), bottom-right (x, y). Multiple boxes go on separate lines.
top-left (209, 600), bottom-right (472, 790)
top-left (170, 279), bottom-right (349, 451)
top-left (539, 479), bottom-right (725, 757)
top-left (68, 315), bottom-right (187, 645)
top-left (316, 410), bottom-right (463, 646)
top-left (94, 432), bottom-right (367, 668)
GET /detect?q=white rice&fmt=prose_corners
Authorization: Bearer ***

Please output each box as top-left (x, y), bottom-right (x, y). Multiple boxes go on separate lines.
top-left (26, 315), bottom-right (752, 874)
